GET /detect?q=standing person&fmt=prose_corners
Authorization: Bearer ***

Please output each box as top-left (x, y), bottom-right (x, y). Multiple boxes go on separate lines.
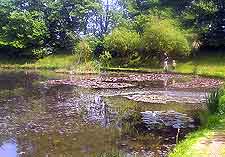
top-left (172, 60), bottom-right (176, 71)
top-left (163, 53), bottom-right (169, 72)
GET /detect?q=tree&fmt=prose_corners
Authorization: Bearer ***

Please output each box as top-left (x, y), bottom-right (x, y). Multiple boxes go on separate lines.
top-left (104, 27), bottom-right (141, 64)
top-left (0, 0), bottom-right (103, 57)
top-left (14, 0), bottom-right (102, 49)
top-left (142, 18), bottom-right (191, 56)
top-left (86, 0), bottom-right (126, 37)
top-left (0, 7), bottom-right (47, 56)
top-left (182, 0), bottom-right (225, 48)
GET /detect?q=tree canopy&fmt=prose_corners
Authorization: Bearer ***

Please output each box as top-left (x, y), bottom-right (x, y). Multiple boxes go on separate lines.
top-left (0, 0), bottom-right (225, 60)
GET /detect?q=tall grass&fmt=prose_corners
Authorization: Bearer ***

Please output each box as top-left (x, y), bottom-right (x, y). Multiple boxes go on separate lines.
top-left (73, 61), bottom-right (101, 74)
top-left (0, 54), bottom-right (101, 73)
top-left (97, 152), bottom-right (123, 157)
top-left (206, 88), bottom-right (225, 114)
top-left (0, 54), bottom-right (76, 70)
top-left (170, 86), bottom-right (225, 157)
top-left (176, 55), bottom-right (225, 78)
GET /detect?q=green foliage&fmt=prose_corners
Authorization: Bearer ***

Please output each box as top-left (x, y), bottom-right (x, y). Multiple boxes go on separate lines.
top-left (142, 18), bottom-right (191, 56)
top-left (0, 0), bottom-right (105, 57)
top-left (182, 0), bottom-right (225, 48)
top-left (206, 88), bottom-right (225, 114)
top-left (32, 47), bottom-right (53, 59)
top-left (0, 10), bottom-right (47, 49)
top-left (74, 61), bottom-right (101, 74)
top-left (219, 95), bottom-right (225, 114)
top-left (74, 40), bottom-right (93, 63)
top-left (170, 113), bottom-right (225, 157)
top-left (99, 51), bottom-right (112, 67)
top-left (104, 27), bottom-right (141, 63)
top-left (97, 152), bottom-right (123, 157)
top-left (0, 0), bottom-right (225, 64)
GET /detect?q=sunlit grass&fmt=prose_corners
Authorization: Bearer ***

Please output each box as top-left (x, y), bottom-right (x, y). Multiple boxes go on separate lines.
top-left (176, 55), bottom-right (225, 78)
top-left (0, 54), bottom-right (101, 73)
top-left (169, 129), bottom-right (213, 157)
top-left (106, 55), bottom-right (225, 78)
top-left (169, 114), bottom-right (225, 157)
top-left (0, 54), bottom-right (75, 69)
top-left (73, 61), bottom-right (101, 74)
top-left (35, 54), bottom-right (75, 69)
top-left (170, 85), bottom-right (225, 157)
top-left (0, 54), bottom-right (225, 77)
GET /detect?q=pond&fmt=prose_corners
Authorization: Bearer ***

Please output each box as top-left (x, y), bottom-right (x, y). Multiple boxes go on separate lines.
top-left (0, 70), bottom-right (223, 157)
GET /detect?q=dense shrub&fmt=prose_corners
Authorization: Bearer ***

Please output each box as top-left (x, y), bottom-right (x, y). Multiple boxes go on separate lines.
top-left (73, 40), bottom-right (92, 63)
top-left (142, 18), bottom-right (191, 56)
top-left (32, 47), bottom-right (53, 59)
top-left (82, 36), bottom-right (103, 56)
top-left (206, 88), bottom-right (225, 114)
top-left (0, 10), bottom-right (48, 56)
top-left (219, 95), bottom-right (225, 114)
top-left (99, 51), bottom-right (112, 67)
top-left (97, 152), bottom-right (123, 157)
top-left (104, 27), bottom-right (141, 64)
top-left (75, 61), bottom-right (100, 74)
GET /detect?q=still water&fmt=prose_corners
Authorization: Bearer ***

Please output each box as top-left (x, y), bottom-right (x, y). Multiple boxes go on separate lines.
top-left (0, 70), bottom-right (222, 157)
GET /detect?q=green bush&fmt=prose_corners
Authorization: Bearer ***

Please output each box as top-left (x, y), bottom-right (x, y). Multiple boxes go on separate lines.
top-left (32, 47), bottom-right (53, 59)
top-left (142, 18), bottom-right (191, 56)
top-left (97, 152), bottom-right (123, 157)
top-left (74, 60), bottom-right (100, 74)
top-left (206, 88), bottom-right (225, 114)
top-left (73, 40), bottom-right (92, 63)
top-left (0, 10), bottom-right (48, 55)
top-left (104, 27), bottom-right (141, 64)
top-left (99, 51), bottom-right (112, 67)
top-left (219, 95), bottom-right (225, 114)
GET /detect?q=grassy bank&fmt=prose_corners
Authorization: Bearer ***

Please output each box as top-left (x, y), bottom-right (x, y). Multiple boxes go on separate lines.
top-left (0, 54), bottom-right (75, 70)
top-left (170, 87), bottom-right (225, 157)
top-left (176, 55), bottom-right (225, 78)
top-left (105, 55), bottom-right (225, 78)
top-left (0, 54), bottom-right (225, 77)
top-left (0, 54), bottom-right (100, 73)
top-left (169, 114), bottom-right (225, 157)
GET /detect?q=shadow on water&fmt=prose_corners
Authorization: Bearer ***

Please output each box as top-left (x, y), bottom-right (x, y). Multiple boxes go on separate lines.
top-left (0, 70), bottom-right (220, 157)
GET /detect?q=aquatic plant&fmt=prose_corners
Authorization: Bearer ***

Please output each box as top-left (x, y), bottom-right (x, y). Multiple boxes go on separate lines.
top-left (206, 88), bottom-right (225, 114)
top-left (97, 152), bottom-right (123, 157)
top-left (219, 95), bottom-right (225, 114)
top-left (121, 110), bottom-right (143, 136)
top-left (99, 51), bottom-right (112, 68)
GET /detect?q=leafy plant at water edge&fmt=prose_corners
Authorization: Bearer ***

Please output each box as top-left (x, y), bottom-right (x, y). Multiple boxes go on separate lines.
top-left (206, 88), bottom-right (225, 114)
top-left (219, 95), bottom-right (225, 114)
top-left (99, 51), bottom-right (112, 67)
top-left (97, 152), bottom-right (123, 157)
top-left (74, 61), bottom-right (100, 74)
top-left (32, 47), bottom-right (53, 59)
top-left (73, 40), bottom-right (93, 64)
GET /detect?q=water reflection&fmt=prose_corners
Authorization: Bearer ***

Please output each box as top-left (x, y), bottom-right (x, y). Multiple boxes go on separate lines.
top-left (0, 71), bottom-right (214, 157)
top-left (0, 143), bottom-right (17, 157)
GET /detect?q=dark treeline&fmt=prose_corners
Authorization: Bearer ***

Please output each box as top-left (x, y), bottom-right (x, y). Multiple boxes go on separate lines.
top-left (0, 0), bottom-right (225, 65)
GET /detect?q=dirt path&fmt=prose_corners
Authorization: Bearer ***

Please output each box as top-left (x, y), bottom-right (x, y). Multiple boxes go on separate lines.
top-left (191, 131), bottom-right (225, 157)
